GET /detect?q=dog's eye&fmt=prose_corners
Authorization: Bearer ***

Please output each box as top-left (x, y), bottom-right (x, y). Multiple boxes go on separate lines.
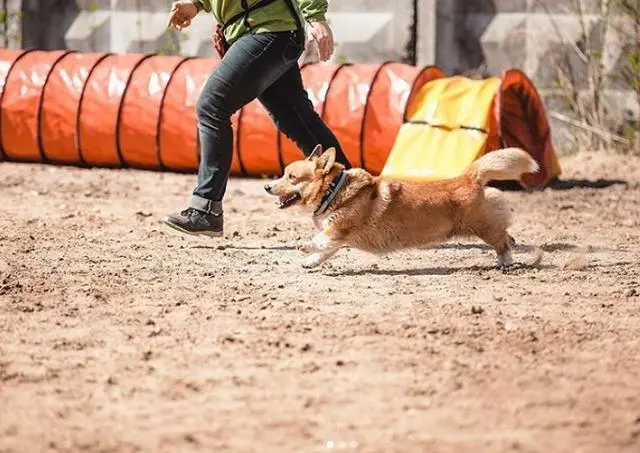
top-left (289, 173), bottom-right (295, 180)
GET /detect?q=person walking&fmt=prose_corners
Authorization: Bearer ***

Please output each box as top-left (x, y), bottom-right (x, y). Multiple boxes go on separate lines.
top-left (163, 0), bottom-right (351, 237)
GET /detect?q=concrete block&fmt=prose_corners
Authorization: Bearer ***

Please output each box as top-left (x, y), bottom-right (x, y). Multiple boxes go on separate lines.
top-left (329, 0), bottom-right (413, 63)
top-left (58, 0), bottom-right (415, 62)
top-left (64, 11), bottom-right (112, 53)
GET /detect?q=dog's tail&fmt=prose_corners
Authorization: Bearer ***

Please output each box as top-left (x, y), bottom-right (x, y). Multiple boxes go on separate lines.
top-left (466, 148), bottom-right (539, 186)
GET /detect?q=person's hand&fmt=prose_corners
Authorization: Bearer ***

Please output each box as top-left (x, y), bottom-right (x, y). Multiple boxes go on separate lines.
top-left (167, 1), bottom-right (198, 31)
top-left (308, 21), bottom-right (334, 62)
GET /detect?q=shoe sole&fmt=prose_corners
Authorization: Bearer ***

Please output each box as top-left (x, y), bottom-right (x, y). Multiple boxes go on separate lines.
top-left (162, 218), bottom-right (224, 238)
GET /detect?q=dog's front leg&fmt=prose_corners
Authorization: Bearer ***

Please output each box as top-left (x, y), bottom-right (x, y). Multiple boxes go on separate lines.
top-left (300, 231), bottom-right (342, 253)
top-left (300, 231), bottom-right (343, 268)
top-left (301, 248), bottom-right (341, 269)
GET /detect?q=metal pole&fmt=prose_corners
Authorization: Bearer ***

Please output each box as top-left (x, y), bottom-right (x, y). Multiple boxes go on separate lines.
top-left (2, 0), bottom-right (8, 48)
top-left (416, 0), bottom-right (437, 67)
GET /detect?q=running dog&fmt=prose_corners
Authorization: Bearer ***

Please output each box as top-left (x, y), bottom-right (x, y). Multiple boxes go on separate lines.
top-left (264, 145), bottom-right (538, 269)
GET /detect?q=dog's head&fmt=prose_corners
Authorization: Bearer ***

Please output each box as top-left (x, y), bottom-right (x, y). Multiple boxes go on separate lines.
top-left (264, 144), bottom-right (339, 210)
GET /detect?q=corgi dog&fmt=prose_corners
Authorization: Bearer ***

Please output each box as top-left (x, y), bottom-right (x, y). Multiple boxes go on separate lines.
top-left (264, 145), bottom-right (538, 269)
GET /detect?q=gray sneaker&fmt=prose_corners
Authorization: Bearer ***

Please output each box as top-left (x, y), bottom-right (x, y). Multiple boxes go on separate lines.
top-left (163, 207), bottom-right (223, 237)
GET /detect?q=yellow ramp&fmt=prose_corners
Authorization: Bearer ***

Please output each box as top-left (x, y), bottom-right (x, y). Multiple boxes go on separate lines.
top-left (381, 76), bottom-right (502, 182)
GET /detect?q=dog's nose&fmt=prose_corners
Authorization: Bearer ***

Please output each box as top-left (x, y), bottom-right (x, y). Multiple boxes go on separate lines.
top-left (264, 184), bottom-right (272, 194)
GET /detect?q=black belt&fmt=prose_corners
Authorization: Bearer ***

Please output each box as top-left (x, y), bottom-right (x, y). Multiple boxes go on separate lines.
top-left (223, 0), bottom-right (303, 31)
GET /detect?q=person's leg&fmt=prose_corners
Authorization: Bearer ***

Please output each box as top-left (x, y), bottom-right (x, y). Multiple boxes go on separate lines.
top-left (163, 30), bottom-right (303, 236)
top-left (258, 65), bottom-right (351, 168)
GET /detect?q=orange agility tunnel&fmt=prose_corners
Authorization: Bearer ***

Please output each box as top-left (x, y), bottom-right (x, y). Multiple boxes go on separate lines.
top-left (1, 49), bottom-right (70, 163)
top-left (40, 52), bottom-right (111, 165)
top-left (0, 49), bottom-right (560, 189)
top-left (0, 49), bottom-right (440, 178)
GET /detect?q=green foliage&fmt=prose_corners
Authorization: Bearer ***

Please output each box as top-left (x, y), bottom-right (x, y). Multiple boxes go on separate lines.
top-left (155, 28), bottom-right (183, 56)
top-left (334, 54), bottom-right (350, 64)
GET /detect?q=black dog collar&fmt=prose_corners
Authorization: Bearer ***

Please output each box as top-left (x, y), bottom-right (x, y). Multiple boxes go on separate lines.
top-left (314, 170), bottom-right (348, 216)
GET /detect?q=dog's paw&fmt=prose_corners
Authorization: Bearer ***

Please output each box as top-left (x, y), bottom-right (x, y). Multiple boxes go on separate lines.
top-left (301, 254), bottom-right (323, 269)
top-left (298, 242), bottom-right (318, 254)
top-left (497, 251), bottom-right (514, 269)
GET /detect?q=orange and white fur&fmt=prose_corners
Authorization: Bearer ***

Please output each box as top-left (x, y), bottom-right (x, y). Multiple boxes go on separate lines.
top-left (264, 145), bottom-right (539, 269)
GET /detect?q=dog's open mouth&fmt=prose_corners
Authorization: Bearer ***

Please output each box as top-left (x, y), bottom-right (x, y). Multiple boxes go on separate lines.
top-left (277, 192), bottom-right (301, 209)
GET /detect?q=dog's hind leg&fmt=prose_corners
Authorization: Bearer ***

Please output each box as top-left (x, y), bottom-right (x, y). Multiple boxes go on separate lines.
top-left (475, 188), bottom-right (515, 268)
top-left (497, 247), bottom-right (514, 268)
top-left (476, 228), bottom-right (514, 268)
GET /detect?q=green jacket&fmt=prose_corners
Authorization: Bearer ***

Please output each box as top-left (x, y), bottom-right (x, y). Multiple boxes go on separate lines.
top-left (196, 0), bottom-right (327, 45)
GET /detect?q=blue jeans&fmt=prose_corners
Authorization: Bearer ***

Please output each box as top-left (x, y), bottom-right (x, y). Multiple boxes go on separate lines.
top-left (190, 29), bottom-right (351, 213)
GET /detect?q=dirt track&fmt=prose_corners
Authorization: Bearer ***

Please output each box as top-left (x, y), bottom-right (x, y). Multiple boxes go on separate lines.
top-left (1, 152), bottom-right (639, 453)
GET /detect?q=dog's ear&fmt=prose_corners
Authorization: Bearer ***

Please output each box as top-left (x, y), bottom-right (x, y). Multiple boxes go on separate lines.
top-left (307, 144), bottom-right (323, 160)
top-left (316, 147), bottom-right (336, 174)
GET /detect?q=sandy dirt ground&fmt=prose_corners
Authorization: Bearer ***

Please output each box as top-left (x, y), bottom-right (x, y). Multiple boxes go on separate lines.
top-left (1, 152), bottom-right (639, 453)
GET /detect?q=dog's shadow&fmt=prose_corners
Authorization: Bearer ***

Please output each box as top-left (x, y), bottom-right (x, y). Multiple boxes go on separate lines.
top-left (325, 242), bottom-right (630, 277)
top-left (420, 242), bottom-right (623, 254)
top-left (190, 245), bottom-right (297, 251)
top-left (326, 263), bottom-right (554, 277)
top-left (326, 260), bottom-right (633, 277)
